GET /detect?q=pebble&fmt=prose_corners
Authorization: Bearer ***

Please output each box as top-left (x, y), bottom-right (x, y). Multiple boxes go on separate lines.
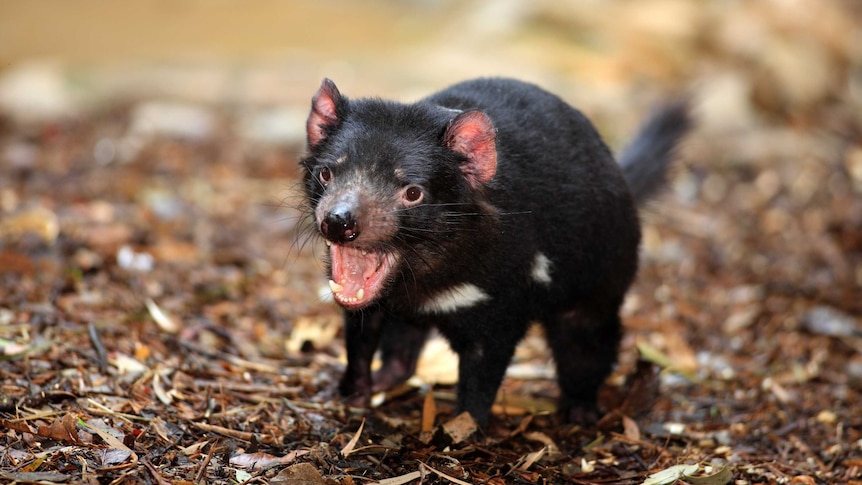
top-left (0, 61), bottom-right (76, 123)
top-left (116, 245), bottom-right (154, 272)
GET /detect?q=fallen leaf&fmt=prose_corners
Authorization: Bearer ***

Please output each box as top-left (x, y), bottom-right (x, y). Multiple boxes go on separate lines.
top-left (637, 340), bottom-right (699, 381)
top-left (0, 418), bottom-right (35, 434)
top-left (230, 452), bottom-right (283, 470)
top-left (270, 462), bottom-right (325, 485)
top-left (149, 416), bottom-right (171, 442)
top-left (430, 412), bottom-right (477, 447)
top-left (642, 464), bottom-right (700, 485)
top-left (37, 413), bottom-right (81, 444)
top-left (0, 471), bottom-right (71, 483)
top-left (100, 448), bottom-right (133, 467)
top-left (642, 464), bottom-right (733, 485)
top-left (622, 415), bottom-right (641, 441)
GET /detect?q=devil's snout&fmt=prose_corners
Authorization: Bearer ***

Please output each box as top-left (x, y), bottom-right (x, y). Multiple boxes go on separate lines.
top-left (321, 201), bottom-right (360, 244)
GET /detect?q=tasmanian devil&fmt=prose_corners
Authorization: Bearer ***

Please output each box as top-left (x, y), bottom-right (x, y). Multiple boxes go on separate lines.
top-left (301, 77), bottom-right (690, 427)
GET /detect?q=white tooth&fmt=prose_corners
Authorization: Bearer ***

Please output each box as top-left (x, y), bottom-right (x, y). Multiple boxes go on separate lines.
top-left (356, 288), bottom-right (365, 301)
top-left (361, 249), bottom-right (368, 256)
top-left (329, 280), bottom-right (344, 293)
top-left (325, 240), bottom-right (332, 247)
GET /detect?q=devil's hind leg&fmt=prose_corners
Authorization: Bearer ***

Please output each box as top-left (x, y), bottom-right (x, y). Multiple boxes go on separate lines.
top-left (373, 320), bottom-right (428, 392)
top-left (543, 306), bottom-right (622, 424)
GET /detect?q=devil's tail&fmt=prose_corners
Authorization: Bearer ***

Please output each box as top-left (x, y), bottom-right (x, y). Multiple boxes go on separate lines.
top-left (618, 99), bottom-right (692, 205)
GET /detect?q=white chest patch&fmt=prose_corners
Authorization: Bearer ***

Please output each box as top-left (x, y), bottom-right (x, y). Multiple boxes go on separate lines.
top-left (419, 283), bottom-right (491, 315)
top-left (531, 252), bottom-right (553, 285)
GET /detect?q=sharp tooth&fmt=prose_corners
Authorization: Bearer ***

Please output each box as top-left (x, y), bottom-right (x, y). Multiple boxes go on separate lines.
top-left (329, 280), bottom-right (344, 293)
top-left (325, 240), bottom-right (332, 247)
top-left (361, 249), bottom-right (368, 256)
top-left (356, 288), bottom-right (365, 301)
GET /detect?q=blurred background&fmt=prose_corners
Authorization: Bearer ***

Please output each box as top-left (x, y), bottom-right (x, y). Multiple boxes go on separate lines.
top-left (1, 2), bottom-right (861, 478)
top-left (1, 0), bottom-right (861, 380)
top-left (2, 0), bottom-right (859, 140)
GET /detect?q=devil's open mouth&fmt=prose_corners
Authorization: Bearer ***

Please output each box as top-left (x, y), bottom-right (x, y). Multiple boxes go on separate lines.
top-left (328, 243), bottom-right (398, 309)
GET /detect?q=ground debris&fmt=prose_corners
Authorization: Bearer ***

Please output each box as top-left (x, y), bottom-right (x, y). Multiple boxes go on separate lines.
top-left (2, 1), bottom-right (862, 484)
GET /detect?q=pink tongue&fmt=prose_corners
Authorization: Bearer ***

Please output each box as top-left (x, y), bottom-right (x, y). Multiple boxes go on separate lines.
top-left (332, 245), bottom-right (378, 296)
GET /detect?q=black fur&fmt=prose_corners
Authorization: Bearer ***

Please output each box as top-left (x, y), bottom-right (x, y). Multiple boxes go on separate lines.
top-left (301, 78), bottom-right (689, 427)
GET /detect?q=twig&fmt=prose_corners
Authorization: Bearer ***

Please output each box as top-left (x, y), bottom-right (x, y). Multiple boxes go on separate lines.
top-left (142, 457), bottom-right (172, 485)
top-left (195, 439), bottom-right (220, 483)
top-left (87, 321), bottom-right (108, 373)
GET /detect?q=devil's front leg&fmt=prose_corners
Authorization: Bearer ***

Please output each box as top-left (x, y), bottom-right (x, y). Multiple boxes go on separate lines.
top-left (437, 306), bottom-right (530, 428)
top-left (338, 308), bottom-right (385, 407)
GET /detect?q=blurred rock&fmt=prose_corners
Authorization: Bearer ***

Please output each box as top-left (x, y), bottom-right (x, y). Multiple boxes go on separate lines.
top-left (238, 107), bottom-right (307, 145)
top-left (845, 146), bottom-right (862, 193)
top-left (2, 141), bottom-right (38, 171)
top-left (697, 351), bottom-right (735, 380)
top-left (140, 189), bottom-right (184, 221)
top-left (696, 71), bottom-right (758, 132)
top-left (93, 138), bottom-right (117, 166)
top-left (129, 101), bottom-right (216, 141)
top-left (847, 357), bottom-right (862, 389)
top-left (801, 306), bottom-right (862, 338)
top-left (757, 36), bottom-right (834, 109)
top-left (0, 61), bottom-right (77, 123)
top-left (0, 207), bottom-right (60, 245)
top-left (723, 305), bottom-right (760, 334)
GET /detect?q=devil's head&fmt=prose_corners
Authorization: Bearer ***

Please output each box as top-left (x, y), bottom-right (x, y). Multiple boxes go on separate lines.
top-left (301, 79), bottom-right (498, 310)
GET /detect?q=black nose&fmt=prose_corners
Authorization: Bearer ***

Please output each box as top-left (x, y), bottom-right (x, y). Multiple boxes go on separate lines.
top-left (321, 206), bottom-right (360, 243)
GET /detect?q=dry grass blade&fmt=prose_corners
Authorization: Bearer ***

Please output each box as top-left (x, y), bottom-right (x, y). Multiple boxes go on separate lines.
top-left (517, 446), bottom-right (547, 472)
top-left (145, 298), bottom-right (180, 334)
top-left (372, 471), bottom-right (422, 485)
top-left (341, 418), bottom-right (365, 457)
top-left (420, 462), bottom-right (472, 485)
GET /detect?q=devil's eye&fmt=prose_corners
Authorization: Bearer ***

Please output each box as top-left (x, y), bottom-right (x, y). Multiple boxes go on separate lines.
top-left (319, 166), bottom-right (332, 185)
top-left (403, 185), bottom-right (423, 204)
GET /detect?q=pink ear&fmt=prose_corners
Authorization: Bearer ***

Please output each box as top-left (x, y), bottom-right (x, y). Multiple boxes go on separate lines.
top-left (306, 78), bottom-right (342, 148)
top-left (444, 111), bottom-right (497, 187)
